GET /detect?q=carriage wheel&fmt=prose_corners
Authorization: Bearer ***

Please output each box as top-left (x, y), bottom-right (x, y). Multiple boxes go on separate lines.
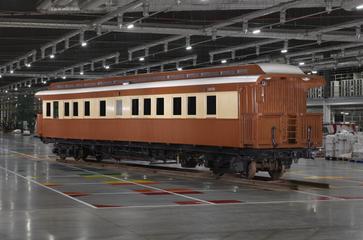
top-left (247, 161), bottom-right (256, 179)
top-left (268, 165), bottom-right (285, 180)
top-left (95, 154), bottom-right (103, 162)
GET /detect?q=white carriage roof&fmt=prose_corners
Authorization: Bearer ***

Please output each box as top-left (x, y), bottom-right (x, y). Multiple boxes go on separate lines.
top-left (35, 75), bottom-right (260, 96)
top-left (35, 64), bottom-right (304, 96)
top-left (258, 63), bottom-right (304, 74)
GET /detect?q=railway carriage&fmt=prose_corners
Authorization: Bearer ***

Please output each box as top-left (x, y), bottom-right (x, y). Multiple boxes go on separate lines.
top-left (35, 63), bottom-right (324, 179)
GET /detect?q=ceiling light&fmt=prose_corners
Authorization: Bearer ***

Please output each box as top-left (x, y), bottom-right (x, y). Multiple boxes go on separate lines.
top-left (104, 65), bottom-right (110, 70)
top-left (312, 70), bottom-right (318, 74)
top-left (186, 45), bottom-right (192, 50)
top-left (252, 29), bottom-right (261, 34)
top-left (221, 59), bottom-right (227, 64)
top-left (81, 41), bottom-right (87, 47)
top-left (281, 49), bottom-right (288, 53)
top-left (298, 62), bottom-right (305, 66)
top-left (14, 87), bottom-right (18, 91)
top-left (177, 67), bottom-right (183, 71)
top-left (25, 63), bottom-right (31, 68)
top-left (139, 57), bottom-right (145, 61)
top-left (356, 4), bottom-right (363, 9)
top-left (0, 75), bottom-right (2, 78)
top-left (127, 24), bottom-right (134, 29)
top-left (80, 71), bottom-right (84, 75)
top-left (10, 70), bottom-right (14, 74)
top-left (5, 90), bottom-right (8, 93)
top-left (50, 54), bottom-right (55, 59)
top-left (62, 76), bottom-right (66, 79)
top-left (28, 85), bottom-right (31, 88)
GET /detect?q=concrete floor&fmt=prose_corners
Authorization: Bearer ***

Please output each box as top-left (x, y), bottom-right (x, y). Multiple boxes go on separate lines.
top-left (1, 133), bottom-right (363, 240)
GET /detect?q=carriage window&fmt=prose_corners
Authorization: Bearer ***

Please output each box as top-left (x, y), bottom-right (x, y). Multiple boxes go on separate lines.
top-left (84, 101), bottom-right (90, 116)
top-left (73, 102), bottom-right (79, 116)
top-left (53, 101), bottom-right (59, 119)
top-left (156, 98), bottom-right (164, 115)
top-left (187, 96), bottom-right (196, 115)
top-left (143, 98), bottom-right (151, 115)
top-left (207, 95), bottom-right (216, 115)
top-left (99, 100), bottom-right (106, 116)
top-left (132, 99), bottom-right (139, 115)
top-left (64, 102), bottom-right (70, 117)
top-left (46, 102), bottom-right (51, 117)
top-left (116, 100), bottom-right (123, 116)
top-left (173, 97), bottom-right (182, 115)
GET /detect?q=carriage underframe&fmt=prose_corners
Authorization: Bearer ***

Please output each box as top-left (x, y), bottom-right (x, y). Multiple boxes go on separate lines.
top-left (42, 137), bottom-right (311, 180)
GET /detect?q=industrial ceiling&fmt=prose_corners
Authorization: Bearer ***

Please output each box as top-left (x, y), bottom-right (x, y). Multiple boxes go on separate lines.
top-left (1, 0), bottom-right (363, 91)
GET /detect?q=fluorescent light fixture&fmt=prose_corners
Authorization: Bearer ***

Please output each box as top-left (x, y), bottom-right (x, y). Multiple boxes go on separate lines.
top-left (221, 59), bottom-right (227, 64)
top-left (186, 45), bottom-right (192, 50)
top-left (356, 4), bottom-right (363, 9)
top-left (81, 41), bottom-right (87, 47)
top-left (104, 65), bottom-right (110, 70)
top-left (10, 70), bottom-right (14, 74)
top-left (14, 87), bottom-right (18, 91)
top-left (0, 75), bottom-right (2, 78)
top-left (177, 67), bottom-right (183, 71)
top-left (312, 70), bottom-right (318, 74)
top-left (62, 76), bottom-right (66, 79)
top-left (50, 54), bottom-right (55, 59)
top-left (298, 62), bottom-right (305, 66)
top-left (281, 49), bottom-right (288, 53)
top-left (25, 63), bottom-right (31, 68)
top-left (127, 24), bottom-right (134, 29)
top-left (28, 85), bottom-right (31, 88)
top-left (252, 29), bottom-right (261, 34)
top-left (345, 112), bottom-right (349, 115)
top-left (139, 57), bottom-right (145, 61)
top-left (5, 90), bottom-right (8, 93)
top-left (80, 71), bottom-right (84, 75)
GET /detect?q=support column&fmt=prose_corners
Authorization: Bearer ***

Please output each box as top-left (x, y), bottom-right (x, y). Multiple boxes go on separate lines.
top-left (323, 100), bottom-right (331, 124)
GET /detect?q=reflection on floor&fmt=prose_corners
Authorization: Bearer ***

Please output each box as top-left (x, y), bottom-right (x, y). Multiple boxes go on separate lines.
top-left (1, 133), bottom-right (363, 240)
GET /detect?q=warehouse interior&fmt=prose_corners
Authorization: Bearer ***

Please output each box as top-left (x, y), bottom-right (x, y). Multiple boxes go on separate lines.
top-left (1, 0), bottom-right (363, 239)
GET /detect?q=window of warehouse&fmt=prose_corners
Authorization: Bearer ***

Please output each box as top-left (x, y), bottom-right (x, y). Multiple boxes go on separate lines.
top-left (187, 96), bottom-right (196, 115)
top-left (73, 102), bottom-right (79, 117)
top-left (132, 99), bottom-right (139, 115)
top-left (64, 102), bottom-right (70, 117)
top-left (53, 101), bottom-right (59, 119)
top-left (100, 100), bottom-right (106, 117)
top-left (46, 102), bottom-right (51, 117)
top-left (144, 98), bottom-right (151, 115)
top-left (84, 101), bottom-right (90, 116)
top-left (156, 98), bottom-right (164, 115)
top-left (173, 97), bottom-right (182, 115)
top-left (207, 95), bottom-right (216, 115)
top-left (116, 100), bottom-right (123, 116)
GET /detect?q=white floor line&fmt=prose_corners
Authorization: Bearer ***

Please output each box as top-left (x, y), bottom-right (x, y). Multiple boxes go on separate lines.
top-left (0, 164), bottom-right (97, 209)
top-left (58, 162), bottom-right (216, 205)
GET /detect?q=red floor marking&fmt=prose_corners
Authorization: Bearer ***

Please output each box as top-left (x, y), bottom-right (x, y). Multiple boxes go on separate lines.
top-left (175, 200), bottom-right (204, 205)
top-left (335, 196), bottom-right (363, 200)
top-left (316, 196), bottom-right (331, 201)
top-left (133, 189), bottom-right (170, 195)
top-left (63, 192), bottom-right (89, 197)
top-left (165, 188), bottom-right (203, 194)
top-left (94, 204), bottom-right (122, 208)
top-left (208, 200), bottom-right (242, 204)
top-left (134, 188), bottom-right (202, 195)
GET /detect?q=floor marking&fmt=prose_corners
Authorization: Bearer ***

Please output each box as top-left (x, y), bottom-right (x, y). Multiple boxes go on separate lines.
top-left (58, 162), bottom-right (215, 205)
top-left (293, 189), bottom-right (343, 200)
top-left (0, 165), bottom-right (97, 209)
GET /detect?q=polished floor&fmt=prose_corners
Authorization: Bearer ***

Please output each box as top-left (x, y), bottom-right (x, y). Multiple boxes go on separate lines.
top-left (1, 133), bottom-right (363, 240)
